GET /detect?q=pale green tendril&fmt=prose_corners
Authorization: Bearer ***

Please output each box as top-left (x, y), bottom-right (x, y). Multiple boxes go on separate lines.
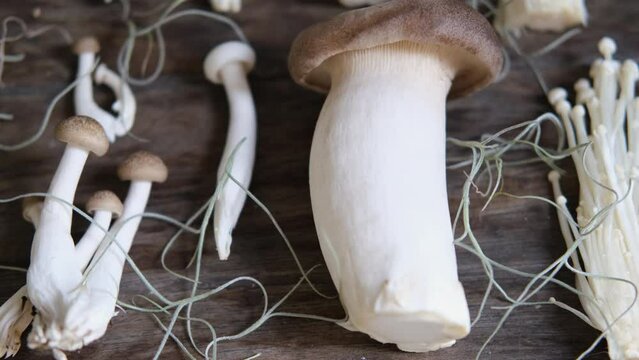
top-left (0, 60), bottom-right (96, 151)
top-left (448, 112), bottom-right (639, 359)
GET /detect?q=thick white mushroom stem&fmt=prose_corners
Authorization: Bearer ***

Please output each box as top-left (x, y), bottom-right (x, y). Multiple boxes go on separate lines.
top-left (73, 37), bottom-right (118, 142)
top-left (204, 41), bottom-right (257, 260)
top-left (310, 42), bottom-right (469, 352)
top-left (26, 116), bottom-right (108, 354)
top-left (62, 152), bottom-right (167, 346)
top-left (94, 64), bottom-right (137, 138)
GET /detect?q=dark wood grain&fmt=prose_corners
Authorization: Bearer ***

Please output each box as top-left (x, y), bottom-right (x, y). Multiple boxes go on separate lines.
top-left (0, 1), bottom-right (635, 359)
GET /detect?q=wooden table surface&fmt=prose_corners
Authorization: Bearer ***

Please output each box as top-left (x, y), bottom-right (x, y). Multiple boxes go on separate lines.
top-left (0, 1), bottom-right (636, 359)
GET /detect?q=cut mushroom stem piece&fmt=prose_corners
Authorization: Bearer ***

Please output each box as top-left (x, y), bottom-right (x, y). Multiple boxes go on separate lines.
top-left (494, 0), bottom-right (588, 36)
top-left (289, 0), bottom-right (503, 352)
top-left (0, 198), bottom-right (42, 358)
top-left (26, 115), bottom-right (108, 353)
top-left (210, 0), bottom-right (242, 13)
top-left (204, 41), bottom-right (257, 260)
top-left (63, 151), bottom-right (167, 346)
top-left (74, 36), bottom-right (136, 142)
top-left (75, 190), bottom-right (123, 270)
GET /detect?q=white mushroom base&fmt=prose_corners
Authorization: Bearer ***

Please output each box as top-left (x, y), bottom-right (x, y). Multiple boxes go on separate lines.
top-left (309, 43), bottom-right (470, 352)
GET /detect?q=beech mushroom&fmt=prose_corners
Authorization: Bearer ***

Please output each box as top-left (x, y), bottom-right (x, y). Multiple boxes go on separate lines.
top-left (289, 0), bottom-right (503, 352)
top-left (26, 115), bottom-right (108, 354)
top-left (494, 0), bottom-right (588, 36)
top-left (203, 41), bottom-right (257, 260)
top-left (62, 151), bottom-right (168, 346)
top-left (75, 190), bottom-right (123, 270)
top-left (0, 199), bottom-right (41, 358)
top-left (73, 36), bottom-right (137, 142)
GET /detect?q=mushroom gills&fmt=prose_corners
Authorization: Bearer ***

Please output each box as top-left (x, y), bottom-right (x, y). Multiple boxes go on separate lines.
top-left (310, 41), bottom-right (470, 352)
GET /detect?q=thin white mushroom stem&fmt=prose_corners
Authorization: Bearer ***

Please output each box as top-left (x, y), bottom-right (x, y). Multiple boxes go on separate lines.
top-left (203, 41), bottom-right (256, 260)
top-left (549, 38), bottom-right (639, 360)
top-left (75, 190), bottom-right (123, 271)
top-left (94, 64), bottom-right (137, 137)
top-left (73, 36), bottom-right (119, 142)
top-left (75, 210), bottom-right (112, 269)
top-left (63, 151), bottom-right (167, 347)
top-left (26, 115), bottom-right (108, 354)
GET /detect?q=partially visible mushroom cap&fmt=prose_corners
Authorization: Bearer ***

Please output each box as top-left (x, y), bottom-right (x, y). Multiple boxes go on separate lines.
top-left (55, 116), bottom-right (109, 156)
top-left (204, 41), bottom-right (256, 84)
top-left (289, 0), bottom-right (504, 98)
top-left (117, 151), bottom-right (168, 183)
top-left (73, 36), bottom-right (100, 55)
top-left (22, 197), bottom-right (43, 224)
top-left (86, 190), bottom-right (123, 218)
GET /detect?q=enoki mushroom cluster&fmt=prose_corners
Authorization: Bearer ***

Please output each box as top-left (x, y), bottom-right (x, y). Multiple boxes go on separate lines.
top-left (548, 38), bottom-right (639, 360)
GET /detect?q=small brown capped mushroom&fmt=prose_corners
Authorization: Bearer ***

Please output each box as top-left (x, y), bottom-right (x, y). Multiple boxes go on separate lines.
top-left (86, 190), bottom-right (124, 219)
top-left (73, 36), bottom-right (100, 55)
top-left (55, 116), bottom-right (109, 156)
top-left (117, 151), bottom-right (168, 183)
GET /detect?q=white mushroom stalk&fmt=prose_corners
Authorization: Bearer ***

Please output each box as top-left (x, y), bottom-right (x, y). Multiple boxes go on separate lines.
top-left (204, 41), bottom-right (257, 260)
top-left (0, 199), bottom-right (41, 358)
top-left (548, 37), bottom-right (639, 360)
top-left (62, 151), bottom-right (167, 347)
top-left (494, 0), bottom-right (588, 36)
top-left (210, 0), bottom-right (242, 13)
top-left (74, 36), bottom-right (137, 142)
top-left (75, 190), bottom-right (123, 270)
top-left (94, 64), bottom-right (137, 139)
top-left (26, 115), bottom-right (109, 355)
top-left (289, 0), bottom-right (503, 352)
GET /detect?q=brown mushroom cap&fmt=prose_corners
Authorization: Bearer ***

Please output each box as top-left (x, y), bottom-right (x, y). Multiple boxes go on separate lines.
top-left (73, 36), bottom-right (100, 55)
top-left (288, 0), bottom-right (504, 98)
top-left (117, 151), bottom-right (168, 183)
top-left (55, 116), bottom-right (109, 156)
top-left (86, 190), bottom-right (124, 218)
top-left (22, 197), bottom-right (43, 224)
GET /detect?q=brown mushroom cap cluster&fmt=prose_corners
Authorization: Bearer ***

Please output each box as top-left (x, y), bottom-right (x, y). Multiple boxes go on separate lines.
top-left (289, 0), bottom-right (503, 98)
